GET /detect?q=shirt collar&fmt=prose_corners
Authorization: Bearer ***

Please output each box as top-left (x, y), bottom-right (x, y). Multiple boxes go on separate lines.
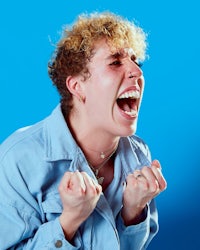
top-left (44, 104), bottom-right (78, 161)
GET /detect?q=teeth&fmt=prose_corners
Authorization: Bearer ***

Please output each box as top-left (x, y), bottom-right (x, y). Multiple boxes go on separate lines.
top-left (119, 90), bottom-right (140, 99)
top-left (124, 109), bottom-right (137, 117)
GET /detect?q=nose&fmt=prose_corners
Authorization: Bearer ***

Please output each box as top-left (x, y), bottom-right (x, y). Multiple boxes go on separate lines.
top-left (127, 62), bottom-right (143, 79)
top-left (126, 60), bottom-right (144, 91)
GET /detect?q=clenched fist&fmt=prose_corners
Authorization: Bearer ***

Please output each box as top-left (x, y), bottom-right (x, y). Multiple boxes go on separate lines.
top-left (122, 160), bottom-right (167, 225)
top-left (59, 171), bottom-right (102, 241)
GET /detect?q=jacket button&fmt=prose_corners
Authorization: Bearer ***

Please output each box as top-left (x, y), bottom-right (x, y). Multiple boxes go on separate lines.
top-left (55, 240), bottom-right (63, 248)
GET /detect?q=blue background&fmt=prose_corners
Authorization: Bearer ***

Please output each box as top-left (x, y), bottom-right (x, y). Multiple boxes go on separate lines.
top-left (0, 1), bottom-right (199, 249)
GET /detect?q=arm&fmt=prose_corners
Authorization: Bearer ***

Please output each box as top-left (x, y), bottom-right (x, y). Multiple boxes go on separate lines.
top-left (0, 206), bottom-right (81, 250)
top-left (117, 160), bottom-right (167, 249)
top-left (0, 163), bottom-right (101, 249)
top-left (58, 171), bottom-right (102, 242)
top-left (122, 160), bottom-right (166, 225)
top-left (116, 199), bottom-right (158, 250)
top-left (0, 163), bottom-right (83, 250)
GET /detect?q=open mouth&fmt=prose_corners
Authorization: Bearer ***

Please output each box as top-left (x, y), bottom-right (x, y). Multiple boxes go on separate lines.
top-left (117, 90), bottom-right (140, 117)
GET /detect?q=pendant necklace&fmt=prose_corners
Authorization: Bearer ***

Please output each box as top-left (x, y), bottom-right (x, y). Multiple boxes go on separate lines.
top-left (100, 152), bottom-right (106, 159)
top-left (88, 147), bottom-right (117, 185)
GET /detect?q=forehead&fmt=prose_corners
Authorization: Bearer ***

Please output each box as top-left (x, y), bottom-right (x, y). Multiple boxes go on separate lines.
top-left (92, 39), bottom-right (136, 60)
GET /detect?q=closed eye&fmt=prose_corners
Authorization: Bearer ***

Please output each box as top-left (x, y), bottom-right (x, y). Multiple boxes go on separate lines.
top-left (109, 60), bottom-right (122, 66)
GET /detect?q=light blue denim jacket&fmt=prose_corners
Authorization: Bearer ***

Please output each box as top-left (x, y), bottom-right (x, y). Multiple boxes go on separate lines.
top-left (0, 105), bottom-right (158, 250)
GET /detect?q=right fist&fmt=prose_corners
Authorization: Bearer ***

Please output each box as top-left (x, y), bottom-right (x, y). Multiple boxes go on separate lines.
top-left (59, 170), bottom-right (102, 238)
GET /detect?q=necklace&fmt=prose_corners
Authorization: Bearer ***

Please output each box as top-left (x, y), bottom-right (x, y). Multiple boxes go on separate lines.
top-left (85, 145), bottom-right (117, 160)
top-left (100, 152), bottom-right (106, 159)
top-left (88, 147), bottom-right (117, 185)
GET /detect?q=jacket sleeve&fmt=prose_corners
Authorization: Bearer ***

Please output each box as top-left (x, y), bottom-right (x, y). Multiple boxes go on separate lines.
top-left (116, 199), bottom-right (158, 250)
top-left (0, 162), bottom-right (81, 250)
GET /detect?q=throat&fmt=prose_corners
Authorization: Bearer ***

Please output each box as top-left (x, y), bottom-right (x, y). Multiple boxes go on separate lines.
top-left (94, 157), bottom-right (115, 190)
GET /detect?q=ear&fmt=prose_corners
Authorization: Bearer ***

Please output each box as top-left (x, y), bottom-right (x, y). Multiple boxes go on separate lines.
top-left (66, 75), bottom-right (85, 101)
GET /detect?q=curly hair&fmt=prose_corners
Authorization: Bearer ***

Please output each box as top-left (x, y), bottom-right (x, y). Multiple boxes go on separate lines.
top-left (48, 12), bottom-right (147, 116)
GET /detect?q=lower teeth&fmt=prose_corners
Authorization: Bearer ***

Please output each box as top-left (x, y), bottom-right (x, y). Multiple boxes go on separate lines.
top-left (124, 110), bottom-right (137, 116)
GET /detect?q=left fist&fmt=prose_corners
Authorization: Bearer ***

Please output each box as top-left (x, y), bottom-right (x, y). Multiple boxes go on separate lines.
top-left (122, 160), bottom-right (167, 225)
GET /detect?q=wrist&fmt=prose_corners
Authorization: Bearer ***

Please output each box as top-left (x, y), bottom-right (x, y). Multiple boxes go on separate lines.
top-left (59, 213), bottom-right (81, 241)
top-left (121, 205), bottom-right (147, 226)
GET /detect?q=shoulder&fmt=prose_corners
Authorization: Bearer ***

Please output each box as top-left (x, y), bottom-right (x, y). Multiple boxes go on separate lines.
top-left (0, 119), bottom-right (45, 163)
top-left (0, 105), bottom-right (62, 162)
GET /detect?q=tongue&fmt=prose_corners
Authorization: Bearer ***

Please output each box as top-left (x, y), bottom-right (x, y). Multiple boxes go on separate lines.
top-left (122, 103), bottom-right (130, 112)
top-left (117, 99), bottom-right (131, 112)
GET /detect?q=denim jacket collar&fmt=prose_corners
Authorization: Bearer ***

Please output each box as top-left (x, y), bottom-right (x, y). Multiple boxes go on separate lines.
top-left (44, 104), bottom-right (78, 162)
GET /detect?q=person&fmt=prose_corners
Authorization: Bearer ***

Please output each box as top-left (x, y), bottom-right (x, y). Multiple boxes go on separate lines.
top-left (0, 12), bottom-right (167, 249)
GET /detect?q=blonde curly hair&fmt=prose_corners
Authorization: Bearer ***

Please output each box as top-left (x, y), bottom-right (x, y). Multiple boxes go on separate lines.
top-left (48, 12), bottom-right (147, 116)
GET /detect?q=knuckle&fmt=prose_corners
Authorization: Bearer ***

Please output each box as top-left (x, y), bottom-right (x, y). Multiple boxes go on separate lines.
top-left (88, 185), bottom-right (98, 195)
top-left (141, 166), bottom-right (150, 175)
top-left (141, 181), bottom-right (149, 192)
top-left (142, 166), bottom-right (150, 172)
top-left (150, 182), bottom-right (159, 193)
top-left (74, 186), bottom-right (86, 197)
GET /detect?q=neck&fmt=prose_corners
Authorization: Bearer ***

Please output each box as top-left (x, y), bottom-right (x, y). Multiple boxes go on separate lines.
top-left (67, 110), bottom-right (120, 167)
top-left (83, 139), bottom-right (118, 167)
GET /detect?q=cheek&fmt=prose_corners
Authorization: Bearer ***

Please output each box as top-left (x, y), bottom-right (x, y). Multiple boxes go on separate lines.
top-left (87, 66), bottom-right (124, 99)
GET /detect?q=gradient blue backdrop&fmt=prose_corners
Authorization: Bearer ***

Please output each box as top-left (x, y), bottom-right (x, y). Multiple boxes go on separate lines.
top-left (0, 1), bottom-right (199, 249)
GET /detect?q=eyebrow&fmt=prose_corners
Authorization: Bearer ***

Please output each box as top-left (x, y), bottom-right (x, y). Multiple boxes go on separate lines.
top-left (106, 52), bottom-right (122, 60)
top-left (106, 50), bottom-right (137, 61)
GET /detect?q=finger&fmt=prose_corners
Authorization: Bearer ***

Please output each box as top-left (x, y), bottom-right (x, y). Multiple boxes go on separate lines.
top-left (127, 172), bottom-right (151, 199)
top-left (81, 172), bottom-right (102, 195)
top-left (151, 159), bottom-right (161, 169)
top-left (133, 170), bottom-right (143, 180)
top-left (91, 178), bottom-right (102, 194)
top-left (59, 172), bottom-right (74, 191)
top-left (73, 170), bottom-right (87, 193)
top-left (151, 165), bottom-right (167, 191)
top-left (129, 171), bottom-right (147, 189)
top-left (141, 166), bottom-right (160, 193)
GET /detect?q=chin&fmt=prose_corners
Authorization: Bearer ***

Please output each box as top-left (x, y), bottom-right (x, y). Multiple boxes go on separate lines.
top-left (128, 126), bottom-right (137, 136)
top-left (126, 120), bottom-right (138, 135)
top-left (119, 124), bottom-right (137, 137)
top-left (113, 114), bottom-right (138, 137)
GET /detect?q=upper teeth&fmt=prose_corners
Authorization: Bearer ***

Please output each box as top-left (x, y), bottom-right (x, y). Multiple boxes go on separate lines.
top-left (118, 91), bottom-right (140, 99)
